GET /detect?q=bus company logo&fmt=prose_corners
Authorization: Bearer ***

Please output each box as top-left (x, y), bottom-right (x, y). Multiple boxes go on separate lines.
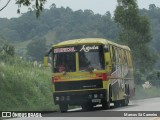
top-left (80, 45), bottom-right (99, 52)
top-left (2, 112), bottom-right (11, 117)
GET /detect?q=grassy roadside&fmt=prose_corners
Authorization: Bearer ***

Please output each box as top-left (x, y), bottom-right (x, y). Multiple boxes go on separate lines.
top-left (0, 55), bottom-right (58, 111)
top-left (132, 85), bottom-right (160, 100)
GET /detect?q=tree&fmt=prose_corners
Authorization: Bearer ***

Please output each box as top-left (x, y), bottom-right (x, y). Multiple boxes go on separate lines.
top-left (147, 70), bottom-right (160, 87)
top-left (0, 0), bottom-right (47, 17)
top-left (114, 0), bottom-right (157, 73)
top-left (0, 36), bottom-right (15, 56)
top-left (2, 43), bottom-right (15, 56)
top-left (0, 28), bottom-right (20, 41)
top-left (27, 37), bottom-right (46, 61)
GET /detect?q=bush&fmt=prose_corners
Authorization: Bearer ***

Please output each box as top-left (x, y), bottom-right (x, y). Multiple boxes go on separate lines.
top-left (0, 56), bottom-right (58, 111)
top-left (27, 37), bottom-right (46, 61)
top-left (134, 69), bottom-right (146, 85)
top-left (133, 85), bottom-right (160, 99)
top-left (2, 43), bottom-right (15, 56)
top-left (147, 70), bottom-right (160, 87)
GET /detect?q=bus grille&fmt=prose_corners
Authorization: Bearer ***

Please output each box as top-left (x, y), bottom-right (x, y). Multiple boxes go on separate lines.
top-left (55, 79), bottom-right (103, 91)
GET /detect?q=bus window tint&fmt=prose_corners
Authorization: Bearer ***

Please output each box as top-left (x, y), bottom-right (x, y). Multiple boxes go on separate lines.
top-left (53, 53), bottom-right (76, 73)
top-left (79, 46), bottom-right (105, 71)
top-left (112, 46), bottom-right (116, 72)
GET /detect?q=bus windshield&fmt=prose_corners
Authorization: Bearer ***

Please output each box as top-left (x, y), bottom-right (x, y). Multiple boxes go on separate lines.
top-left (79, 45), bottom-right (105, 71)
top-left (53, 45), bottom-right (105, 73)
top-left (53, 47), bottom-right (76, 73)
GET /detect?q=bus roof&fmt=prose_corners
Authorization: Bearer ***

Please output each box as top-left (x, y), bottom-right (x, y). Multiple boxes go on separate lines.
top-left (52, 38), bottom-right (130, 50)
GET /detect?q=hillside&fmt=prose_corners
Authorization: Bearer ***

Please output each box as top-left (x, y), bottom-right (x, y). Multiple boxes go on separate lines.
top-left (0, 5), bottom-right (160, 64)
top-left (0, 6), bottom-right (118, 57)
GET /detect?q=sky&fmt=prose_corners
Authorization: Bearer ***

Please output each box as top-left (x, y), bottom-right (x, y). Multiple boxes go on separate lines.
top-left (0, 0), bottom-right (160, 18)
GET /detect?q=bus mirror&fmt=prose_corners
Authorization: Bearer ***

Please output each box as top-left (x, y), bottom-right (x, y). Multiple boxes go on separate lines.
top-left (44, 56), bottom-right (49, 67)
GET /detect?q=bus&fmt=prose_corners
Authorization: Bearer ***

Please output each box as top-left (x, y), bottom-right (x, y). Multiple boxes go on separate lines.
top-left (44, 38), bottom-right (135, 112)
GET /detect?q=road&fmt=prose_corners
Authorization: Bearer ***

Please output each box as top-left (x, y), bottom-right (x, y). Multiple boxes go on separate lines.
top-left (9, 97), bottom-right (160, 120)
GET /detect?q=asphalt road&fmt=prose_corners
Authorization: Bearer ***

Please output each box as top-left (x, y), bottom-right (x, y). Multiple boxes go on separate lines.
top-left (9, 97), bottom-right (160, 120)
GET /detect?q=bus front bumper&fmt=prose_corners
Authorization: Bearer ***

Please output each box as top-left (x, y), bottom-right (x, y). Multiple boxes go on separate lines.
top-left (53, 89), bottom-right (107, 105)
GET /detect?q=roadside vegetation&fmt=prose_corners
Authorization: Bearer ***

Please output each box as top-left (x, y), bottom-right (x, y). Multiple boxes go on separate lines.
top-left (0, 52), bottom-right (58, 111)
top-left (133, 85), bottom-right (160, 100)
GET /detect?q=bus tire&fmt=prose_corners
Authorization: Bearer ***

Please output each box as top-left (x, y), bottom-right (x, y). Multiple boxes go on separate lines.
top-left (59, 104), bottom-right (68, 113)
top-left (127, 84), bottom-right (130, 96)
top-left (81, 103), bottom-right (93, 111)
top-left (102, 86), bottom-right (111, 110)
top-left (114, 101), bottom-right (120, 108)
top-left (123, 96), bottom-right (129, 106)
top-left (102, 101), bottom-right (110, 110)
top-left (122, 84), bottom-right (129, 106)
top-left (109, 85), bottom-right (112, 102)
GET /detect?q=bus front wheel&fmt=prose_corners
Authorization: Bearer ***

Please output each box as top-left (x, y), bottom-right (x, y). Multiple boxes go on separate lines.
top-left (81, 103), bottom-right (93, 111)
top-left (59, 104), bottom-right (68, 113)
top-left (102, 101), bottom-right (110, 110)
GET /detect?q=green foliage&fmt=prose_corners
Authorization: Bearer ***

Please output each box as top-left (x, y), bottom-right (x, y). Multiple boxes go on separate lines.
top-left (0, 55), bottom-right (57, 111)
top-left (0, 36), bottom-right (15, 56)
top-left (0, 36), bottom-right (6, 50)
top-left (27, 37), bottom-right (46, 61)
top-left (139, 4), bottom-right (160, 69)
top-left (115, 0), bottom-right (139, 30)
top-left (16, 0), bottom-right (47, 17)
top-left (2, 43), bottom-right (15, 56)
top-left (133, 85), bottom-right (160, 99)
top-left (0, 6), bottom-right (118, 42)
top-left (114, 0), bottom-right (157, 73)
top-left (0, 28), bottom-right (20, 41)
top-left (134, 69), bottom-right (145, 85)
top-left (147, 70), bottom-right (160, 87)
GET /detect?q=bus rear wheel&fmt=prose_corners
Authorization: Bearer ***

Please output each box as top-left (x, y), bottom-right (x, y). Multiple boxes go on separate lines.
top-left (122, 84), bottom-right (130, 106)
top-left (114, 101), bottom-right (121, 108)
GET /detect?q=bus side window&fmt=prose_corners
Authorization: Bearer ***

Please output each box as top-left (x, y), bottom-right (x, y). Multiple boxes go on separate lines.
top-left (117, 48), bottom-right (121, 65)
top-left (112, 46), bottom-right (116, 72)
top-left (124, 50), bottom-right (128, 66)
top-left (128, 52), bottom-right (133, 67)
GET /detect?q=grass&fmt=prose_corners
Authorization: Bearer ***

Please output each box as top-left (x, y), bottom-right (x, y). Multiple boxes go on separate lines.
top-left (0, 55), bottom-right (58, 111)
top-left (132, 85), bottom-right (160, 100)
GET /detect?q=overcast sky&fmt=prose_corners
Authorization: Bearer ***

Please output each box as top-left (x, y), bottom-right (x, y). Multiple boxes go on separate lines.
top-left (0, 0), bottom-right (160, 18)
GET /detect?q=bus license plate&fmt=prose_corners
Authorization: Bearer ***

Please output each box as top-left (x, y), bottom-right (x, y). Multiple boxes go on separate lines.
top-left (92, 99), bottom-right (101, 103)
